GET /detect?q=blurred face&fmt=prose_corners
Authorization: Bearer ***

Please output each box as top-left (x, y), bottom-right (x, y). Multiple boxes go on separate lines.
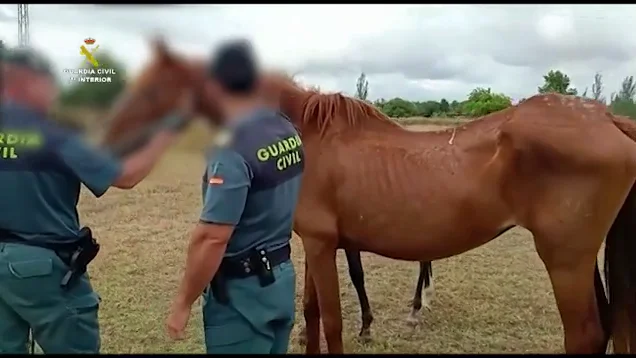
top-left (3, 64), bottom-right (59, 113)
top-left (201, 76), bottom-right (270, 124)
top-left (27, 74), bottom-right (59, 111)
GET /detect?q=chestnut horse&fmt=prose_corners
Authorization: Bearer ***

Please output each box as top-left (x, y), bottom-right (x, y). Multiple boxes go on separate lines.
top-left (102, 40), bottom-right (636, 354)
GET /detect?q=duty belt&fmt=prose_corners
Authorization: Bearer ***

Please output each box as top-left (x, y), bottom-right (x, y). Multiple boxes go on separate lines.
top-left (0, 227), bottom-right (100, 290)
top-left (210, 244), bottom-right (291, 305)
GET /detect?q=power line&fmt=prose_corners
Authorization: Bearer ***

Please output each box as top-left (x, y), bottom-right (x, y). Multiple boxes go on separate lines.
top-left (17, 4), bottom-right (29, 48)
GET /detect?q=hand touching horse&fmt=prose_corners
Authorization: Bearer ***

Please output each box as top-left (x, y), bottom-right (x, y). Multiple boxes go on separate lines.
top-left (102, 39), bottom-right (636, 354)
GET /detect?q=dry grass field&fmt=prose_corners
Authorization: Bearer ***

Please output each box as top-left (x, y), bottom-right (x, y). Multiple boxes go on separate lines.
top-left (75, 122), bottom-right (568, 354)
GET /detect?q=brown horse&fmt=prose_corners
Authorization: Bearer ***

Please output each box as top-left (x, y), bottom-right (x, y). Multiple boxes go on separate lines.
top-left (102, 40), bottom-right (636, 354)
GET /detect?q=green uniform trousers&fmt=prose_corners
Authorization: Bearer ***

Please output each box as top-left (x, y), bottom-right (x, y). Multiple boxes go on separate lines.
top-left (202, 258), bottom-right (296, 354)
top-left (0, 242), bottom-right (101, 354)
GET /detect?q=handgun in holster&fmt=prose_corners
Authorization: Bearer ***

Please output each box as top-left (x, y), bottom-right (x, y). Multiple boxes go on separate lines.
top-left (60, 227), bottom-right (100, 290)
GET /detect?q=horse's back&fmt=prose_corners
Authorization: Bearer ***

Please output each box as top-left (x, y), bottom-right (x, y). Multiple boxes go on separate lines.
top-left (499, 93), bottom-right (636, 170)
top-left (493, 94), bottom-right (636, 233)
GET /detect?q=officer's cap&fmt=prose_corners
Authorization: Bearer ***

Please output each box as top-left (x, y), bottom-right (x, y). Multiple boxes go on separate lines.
top-left (1, 46), bottom-right (54, 78)
top-left (208, 39), bottom-right (259, 94)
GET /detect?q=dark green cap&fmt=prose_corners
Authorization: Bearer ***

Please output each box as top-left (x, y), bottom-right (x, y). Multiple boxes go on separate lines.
top-left (2, 46), bottom-right (54, 78)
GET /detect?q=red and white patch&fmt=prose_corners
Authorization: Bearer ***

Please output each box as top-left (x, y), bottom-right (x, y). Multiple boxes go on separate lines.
top-left (209, 177), bottom-right (224, 185)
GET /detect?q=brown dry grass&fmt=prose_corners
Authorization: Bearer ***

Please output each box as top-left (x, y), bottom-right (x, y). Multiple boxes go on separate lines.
top-left (75, 123), bottom-right (567, 354)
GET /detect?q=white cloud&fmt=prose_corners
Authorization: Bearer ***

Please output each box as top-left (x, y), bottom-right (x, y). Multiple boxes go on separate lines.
top-left (0, 4), bottom-right (634, 101)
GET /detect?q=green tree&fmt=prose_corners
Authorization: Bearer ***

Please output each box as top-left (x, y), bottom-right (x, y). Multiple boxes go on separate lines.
top-left (462, 87), bottom-right (512, 117)
top-left (591, 72), bottom-right (605, 103)
top-left (378, 98), bottom-right (417, 118)
top-left (538, 70), bottom-right (578, 96)
top-left (355, 72), bottom-right (369, 101)
top-left (60, 50), bottom-right (127, 109)
top-left (439, 98), bottom-right (450, 113)
top-left (610, 76), bottom-right (636, 120)
top-left (612, 76), bottom-right (636, 102)
top-left (449, 100), bottom-right (461, 116)
top-left (413, 100), bottom-right (441, 117)
top-left (373, 98), bottom-right (386, 108)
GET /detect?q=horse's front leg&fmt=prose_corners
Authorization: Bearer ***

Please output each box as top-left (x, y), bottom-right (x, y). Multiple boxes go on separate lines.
top-left (302, 258), bottom-right (321, 353)
top-left (304, 236), bottom-right (343, 354)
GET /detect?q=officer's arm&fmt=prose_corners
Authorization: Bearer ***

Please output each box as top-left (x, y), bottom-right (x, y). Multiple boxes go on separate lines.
top-left (174, 149), bottom-right (252, 308)
top-left (58, 129), bottom-right (177, 196)
top-left (112, 130), bottom-right (177, 189)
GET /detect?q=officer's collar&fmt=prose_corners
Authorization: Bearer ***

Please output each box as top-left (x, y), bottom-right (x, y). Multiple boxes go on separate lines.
top-left (228, 106), bottom-right (276, 129)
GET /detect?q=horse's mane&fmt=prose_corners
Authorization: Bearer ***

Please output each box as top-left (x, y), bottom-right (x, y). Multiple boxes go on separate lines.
top-left (271, 72), bottom-right (400, 135)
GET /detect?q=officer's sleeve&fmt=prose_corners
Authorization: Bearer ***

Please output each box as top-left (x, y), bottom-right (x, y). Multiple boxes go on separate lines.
top-left (57, 135), bottom-right (123, 198)
top-left (200, 149), bottom-right (253, 226)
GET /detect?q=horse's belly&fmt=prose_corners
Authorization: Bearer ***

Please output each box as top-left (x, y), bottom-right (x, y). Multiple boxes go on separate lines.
top-left (333, 149), bottom-right (510, 261)
top-left (342, 222), bottom-right (501, 261)
top-left (337, 190), bottom-right (511, 261)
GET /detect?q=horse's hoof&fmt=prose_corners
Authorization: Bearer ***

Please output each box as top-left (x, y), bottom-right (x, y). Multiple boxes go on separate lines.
top-left (406, 312), bottom-right (420, 327)
top-left (357, 330), bottom-right (372, 343)
top-left (424, 286), bottom-right (435, 301)
top-left (423, 302), bottom-right (432, 311)
top-left (298, 329), bottom-right (307, 346)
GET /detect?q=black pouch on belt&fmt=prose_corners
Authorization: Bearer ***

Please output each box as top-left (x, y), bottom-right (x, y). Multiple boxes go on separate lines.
top-left (251, 248), bottom-right (276, 287)
top-left (60, 227), bottom-right (100, 290)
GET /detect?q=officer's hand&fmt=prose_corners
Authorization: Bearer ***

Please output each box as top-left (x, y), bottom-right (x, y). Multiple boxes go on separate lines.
top-left (166, 300), bottom-right (192, 341)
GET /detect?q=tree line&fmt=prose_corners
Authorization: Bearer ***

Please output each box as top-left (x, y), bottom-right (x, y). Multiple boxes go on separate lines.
top-left (355, 70), bottom-right (636, 120)
top-left (59, 50), bottom-right (636, 122)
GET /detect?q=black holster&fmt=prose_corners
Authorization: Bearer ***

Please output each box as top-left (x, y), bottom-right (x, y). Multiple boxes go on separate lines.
top-left (0, 226), bottom-right (100, 290)
top-left (209, 246), bottom-right (287, 305)
top-left (60, 227), bottom-right (100, 290)
top-left (210, 274), bottom-right (230, 305)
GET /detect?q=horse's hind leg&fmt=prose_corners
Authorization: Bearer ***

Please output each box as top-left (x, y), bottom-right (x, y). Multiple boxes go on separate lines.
top-left (425, 261), bottom-right (434, 302)
top-left (533, 231), bottom-right (608, 353)
top-left (344, 249), bottom-right (373, 342)
top-left (407, 261), bottom-right (433, 326)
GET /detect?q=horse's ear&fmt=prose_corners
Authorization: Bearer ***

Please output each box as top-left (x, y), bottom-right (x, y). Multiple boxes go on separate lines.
top-left (150, 35), bottom-right (175, 64)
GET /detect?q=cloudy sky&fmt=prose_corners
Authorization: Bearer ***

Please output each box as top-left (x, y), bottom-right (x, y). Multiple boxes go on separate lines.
top-left (0, 4), bottom-right (634, 102)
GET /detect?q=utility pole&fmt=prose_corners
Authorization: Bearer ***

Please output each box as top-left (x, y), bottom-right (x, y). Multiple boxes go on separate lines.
top-left (17, 4), bottom-right (29, 47)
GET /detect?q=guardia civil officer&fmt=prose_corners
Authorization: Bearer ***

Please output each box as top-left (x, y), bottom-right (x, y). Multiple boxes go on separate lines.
top-left (0, 47), bottom-right (188, 353)
top-left (166, 40), bottom-right (304, 354)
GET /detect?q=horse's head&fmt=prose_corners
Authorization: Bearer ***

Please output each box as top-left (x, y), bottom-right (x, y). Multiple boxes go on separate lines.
top-left (102, 37), bottom-right (208, 146)
top-left (102, 38), bottom-right (312, 148)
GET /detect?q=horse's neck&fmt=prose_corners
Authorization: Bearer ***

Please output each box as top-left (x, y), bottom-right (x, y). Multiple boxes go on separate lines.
top-left (279, 87), bottom-right (312, 126)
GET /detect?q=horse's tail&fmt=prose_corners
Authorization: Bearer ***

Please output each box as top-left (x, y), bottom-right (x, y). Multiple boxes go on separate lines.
top-left (604, 116), bottom-right (636, 352)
